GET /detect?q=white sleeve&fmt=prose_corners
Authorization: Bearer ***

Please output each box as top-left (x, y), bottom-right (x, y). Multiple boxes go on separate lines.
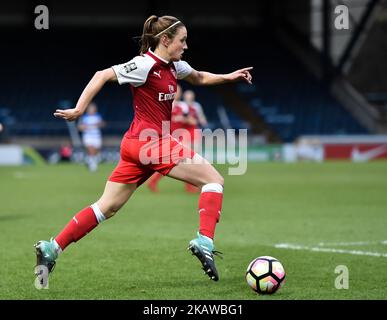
top-left (111, 55), bottom-right (155, 87)
top-left (174, 60), bottom-right (193, 80)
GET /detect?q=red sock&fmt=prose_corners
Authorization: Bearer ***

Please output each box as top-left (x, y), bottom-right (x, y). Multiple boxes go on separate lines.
top-left (198, 186), bottom-right (223, 239)
top-left (55, 206), bottom-right (98, 251)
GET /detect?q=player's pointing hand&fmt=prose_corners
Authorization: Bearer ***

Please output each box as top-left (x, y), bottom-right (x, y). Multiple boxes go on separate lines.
top-left (225, 67), bottom-right (253, 84)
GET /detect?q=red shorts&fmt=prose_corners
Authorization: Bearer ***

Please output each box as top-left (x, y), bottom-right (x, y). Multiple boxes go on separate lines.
top-left (109, 135), bottom-right (195, 187)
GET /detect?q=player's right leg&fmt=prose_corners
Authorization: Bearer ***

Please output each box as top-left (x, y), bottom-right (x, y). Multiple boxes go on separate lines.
top-left (167, 154), bottom-right (224, 281)
top-left (34, 181), bottom-right (136, 278)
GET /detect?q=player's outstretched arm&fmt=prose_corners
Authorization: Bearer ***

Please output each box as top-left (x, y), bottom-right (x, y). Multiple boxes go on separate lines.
top-left (184, 67), bottom-right (253, 86)
top-left (54, 68), bottom-right (117, 121)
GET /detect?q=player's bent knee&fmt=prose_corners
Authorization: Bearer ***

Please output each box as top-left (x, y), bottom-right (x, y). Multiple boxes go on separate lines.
top-left (209, 171), bottom-right (224, 186)
top-left (198, 174), bottom-right (224, 188)
top-left (217, 175), bottom-right (225, 186)
top-left (105, 205), bottom-right (121, 218)
top-left (96, 201), bottom-right (122, 219)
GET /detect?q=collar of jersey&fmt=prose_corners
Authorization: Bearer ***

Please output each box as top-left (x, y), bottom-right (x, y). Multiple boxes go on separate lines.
top-left (147, 49), bottom-right (171, 65)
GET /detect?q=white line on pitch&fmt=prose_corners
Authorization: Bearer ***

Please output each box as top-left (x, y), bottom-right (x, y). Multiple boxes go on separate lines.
top-left (318, 241), bottom-right (387, 246)
top-left (275, 243), bottom-right (387, 258)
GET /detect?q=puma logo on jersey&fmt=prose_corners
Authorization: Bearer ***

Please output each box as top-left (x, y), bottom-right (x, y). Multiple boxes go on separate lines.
top-left (153, 70), bottom-right (161, 78)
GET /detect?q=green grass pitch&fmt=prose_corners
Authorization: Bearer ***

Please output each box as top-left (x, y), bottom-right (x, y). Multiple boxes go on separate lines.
top-left (0, 162), bottom-right (386, 299)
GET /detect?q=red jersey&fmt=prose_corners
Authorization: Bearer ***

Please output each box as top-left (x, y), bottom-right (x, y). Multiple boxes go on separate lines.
top-left (112, 49), bottom-right (193, 138)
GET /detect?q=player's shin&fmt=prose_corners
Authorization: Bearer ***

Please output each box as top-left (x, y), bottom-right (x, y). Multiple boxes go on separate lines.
top-left (55, 203), bottom-right (106, 251)
top-left (198, 183), bottom-right (223, 239)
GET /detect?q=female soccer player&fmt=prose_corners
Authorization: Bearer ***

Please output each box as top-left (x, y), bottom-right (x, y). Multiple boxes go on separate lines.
top-left (34, 15), bottom-right (253, 282)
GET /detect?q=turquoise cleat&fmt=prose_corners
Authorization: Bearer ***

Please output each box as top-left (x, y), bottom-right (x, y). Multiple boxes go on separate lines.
top-left (34, 238), bottom-right (58, 276)
top-left (188, 232), bottom-right (223, 281)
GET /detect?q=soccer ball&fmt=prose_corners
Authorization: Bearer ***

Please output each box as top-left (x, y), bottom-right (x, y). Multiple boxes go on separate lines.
top-left (246, 256), bottom-right (286, 294)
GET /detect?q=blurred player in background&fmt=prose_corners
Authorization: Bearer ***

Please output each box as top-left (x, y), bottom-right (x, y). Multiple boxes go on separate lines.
top-left (34, 15), bottom-right (252, 283)
top-left (78, 102), bottom-right (105, 171)
top-left (183, 89), bottom-right (208, 130)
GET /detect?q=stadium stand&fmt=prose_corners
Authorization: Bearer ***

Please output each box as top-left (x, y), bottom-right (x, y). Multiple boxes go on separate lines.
top-left (220, 30), bottom-right (368, 142)
top-left (0, 27), bottom-right (368, 142)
